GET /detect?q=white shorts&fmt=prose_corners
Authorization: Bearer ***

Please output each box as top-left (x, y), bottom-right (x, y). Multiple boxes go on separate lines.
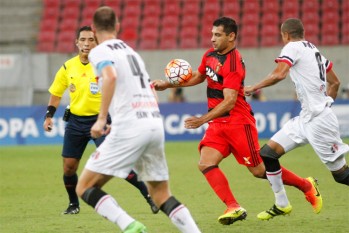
top-left (85, 124), bottom-right (169, 182)
top-left (271, 107), bottom-right (349, 171)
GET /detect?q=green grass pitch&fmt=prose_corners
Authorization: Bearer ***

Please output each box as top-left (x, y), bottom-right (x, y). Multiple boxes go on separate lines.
top-left (1, 139), bottom-right (348, 233)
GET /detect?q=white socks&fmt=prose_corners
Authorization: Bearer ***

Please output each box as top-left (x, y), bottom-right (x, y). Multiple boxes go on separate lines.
top-left (169, 204), bottom-right (201, 233)
top-left (94, 195), bottom-right (134, 231)
top-left (266, 169), bottom-right (290, 208)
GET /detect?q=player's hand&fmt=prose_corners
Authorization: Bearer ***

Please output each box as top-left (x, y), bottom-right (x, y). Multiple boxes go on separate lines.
top-left (43, 118), bottom-right (53, 132)
top-left (152, 80), bottom-right (169, 91)
top-left (104, 124), bottom-right (111, 135)
top-left (91, 119), bottom-right (107, 138)
top-left (184, 116), bottom-right (203, 129)
top-left (244, 85), bottom-right (256, 96)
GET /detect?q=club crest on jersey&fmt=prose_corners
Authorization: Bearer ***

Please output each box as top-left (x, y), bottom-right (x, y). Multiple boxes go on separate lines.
top-left (69, 84), bottom-right (76, 92)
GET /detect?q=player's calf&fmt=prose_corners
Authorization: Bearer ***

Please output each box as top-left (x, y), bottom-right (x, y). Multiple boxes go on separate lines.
top-left (332, 165), bottom-right (349, 185)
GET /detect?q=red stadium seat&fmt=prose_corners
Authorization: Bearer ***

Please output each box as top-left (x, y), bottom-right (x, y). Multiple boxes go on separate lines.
top-left (321, 0), bottom-right (339, 11)
top-left (83, 0), bottom-right (102, 8)
top-left (201, 11), bottom-right (220, 26)
top-left (56, 40), bottom-right (76, 53)
top-left (139, 39), bottom-right (158, 50)
top-left (261, 0), bottom-right (280, 14)
top-left (305, 34), bottom-right (320, 45)
top-left (203, 0), bottom-right (220, 15)
top-left (42, 6), bottom-right (60, 20)
top-left (239, 36), bottom-right (258, 48)
top-left (60, 5), bottom-right (81, 21)
top-left (182, 0), bottom-right (201, 16)
top-left (141, 15), bottom-right (160, 28)
top-left (159, 37), bottom-right (178, 50)
top-left (322, 11), bottom-right (340, 25)
top-left (40, 18), bottom-right (59, 32)
top-left (301, 11), bottom-right (319, 25)
top-left (79, 18), bottom-right (92, 28)
top-left (179, 37), bottom-right (198, 49)
top-left (140, 27), bottom-right (159, 40)
top-left (123, 2), bottom-right (141, 18)
top-left (103, 0), bottom-right (122, 13)
top-left (163, 15), bottom-right (180, 29)
top-left (241, 12), bottom-right (259, 25)
top-left (37, 41), bottom-right (55, 52)
top-left (321, 34), bottom-right (339, 46)
top-left (61, 0), bottom-right (82, 9)
top-left (121, 15), bottom-right (140, 29)
top-left (57, 30), bottom-right (76, 42)
top-left (81, 6), bottom-right (96, 22)
top-left (163, 0), bottom-right (180, 16)
top-left (119, 28), bottom-right (138, 41)
top-left (221, 0), bottom-right (240, 21)
top-left (43, 0), bottom-right (60, 8)
top-left (242, 0), bottom-right (260, 14)
top-left (239, 24), bottom-right (259, 47)
top-left (59, 18), bottom-right (79, 32)
top-left (304, 23), bottom-right (320, 38)
top-left (281, 0), bottom-right (300, 21)
top-left (301, 0), bottom-right (319, 12)
top-left (261, 12), bottom-right (280, 25)
top-left (143, 3), bottom-right (161, 17)
top-left (38, 30), bottom-right (56, 43)
top-left (260, 24), bottom-right (280, 47)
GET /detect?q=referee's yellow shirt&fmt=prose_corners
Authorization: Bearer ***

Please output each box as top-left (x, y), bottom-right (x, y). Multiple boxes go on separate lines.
top-left (49, 55), bottom-right (101, 116)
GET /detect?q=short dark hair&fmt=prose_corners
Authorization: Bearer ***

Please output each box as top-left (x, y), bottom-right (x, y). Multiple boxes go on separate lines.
top-left (93, 6), bottom-right (117, 32)
top-left (213, 17), bottom-right (238, 36)
top-left (76, 26), bottom-right (92, 39)
top-left (281, 18), bottom-right (304, 39)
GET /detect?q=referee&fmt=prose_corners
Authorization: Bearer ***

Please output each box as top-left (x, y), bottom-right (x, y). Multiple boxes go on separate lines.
top-left (43, 26), bottom-right (158, 215)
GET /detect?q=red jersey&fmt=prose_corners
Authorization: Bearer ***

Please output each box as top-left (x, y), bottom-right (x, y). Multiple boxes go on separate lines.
top-left (198, 48), bottom-right (255, 124)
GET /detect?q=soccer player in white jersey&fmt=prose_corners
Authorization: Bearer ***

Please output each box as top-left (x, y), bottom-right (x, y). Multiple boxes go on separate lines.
top-left (75, 6), bottom-right (201, 233)
top-left (245, 18), bottom-right (349, 220)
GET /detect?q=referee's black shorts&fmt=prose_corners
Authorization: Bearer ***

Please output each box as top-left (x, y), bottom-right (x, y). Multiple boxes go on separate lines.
top-left (62, 113), bottom-right (105, 159)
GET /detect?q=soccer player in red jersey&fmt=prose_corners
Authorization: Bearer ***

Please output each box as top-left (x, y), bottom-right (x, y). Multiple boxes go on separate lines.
top-left (153, 17), bottom-right (321, 225)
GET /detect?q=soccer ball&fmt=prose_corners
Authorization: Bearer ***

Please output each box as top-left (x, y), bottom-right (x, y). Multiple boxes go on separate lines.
top-left (164, 59), bottom-right (192, 85)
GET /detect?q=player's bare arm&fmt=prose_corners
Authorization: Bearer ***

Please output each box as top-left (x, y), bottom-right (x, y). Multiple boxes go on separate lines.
top-left (43, 94), bottom-right (61, 131)
top-left (326, 69), bottom-right (340, 100)
top-left (245, 62), bottom-right (290, 96)
top-left (185, 88), bottom-right (237, 129)
top-left (152, 71), bottom-right (205, 91)
top-left (91, 65), bottom-right (116, 138)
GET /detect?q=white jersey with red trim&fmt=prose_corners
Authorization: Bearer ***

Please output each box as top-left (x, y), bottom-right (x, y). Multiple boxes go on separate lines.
top-left (275, 41), bottom-right (334, 122)
top-left (89, 39), bottom-right (162, 130)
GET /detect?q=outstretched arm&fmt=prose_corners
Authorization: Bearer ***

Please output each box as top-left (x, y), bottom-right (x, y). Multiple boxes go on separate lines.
top-left (152, 71), bottom-right (206, 91)
top-left (245, 62), bottom-right (290, 96)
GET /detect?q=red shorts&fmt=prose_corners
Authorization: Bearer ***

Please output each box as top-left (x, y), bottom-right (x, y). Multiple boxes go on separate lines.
top-left (199, 122), bottom-right (262, 167)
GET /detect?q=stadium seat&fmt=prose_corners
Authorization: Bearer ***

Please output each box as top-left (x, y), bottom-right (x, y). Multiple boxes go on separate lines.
top-left (159, 37), bottom-right (178, 50)
top-left (321, 34), bottom-right (339, 46)
top-left (139, 38), bottom-right (158, 50)
top-left (142, 2), bottom-right (161, 17)
top-left (261, 12), bottom-right (280, 25)
top-left (321, 22), bottom-right (339, 36)
top-left (305, 34), bottom-right (320, 45)
top-left (43, 0), bottom-right (60, 8)
top-left (163, 0), bottom-right (180, 16)
top-left (321, 0), bottom-right (339, 11)
top-left (322, 11), bottom-right (340, 25)
top-left (40, 18), bottom-right (58, 33)
top-left (59, 18), bottom-right (79, 32)
top-left (201, 11), bottom-right (220, 26)
top-left (83, 0), bottom-right (102, 8)
top-left (162, 15), bottom-right (180, 29)
top-left (123, 1), bottom-right (141, 18)
top-left (121, 15), bottom-right (140, 29)
top-left (56, 40), bottom-right (76, 53)
top-left (239, 24), bottom-right (259, 47)
top-left (203, 0), bottom-right (220, 16)
top-left (281, 0), bottom-right (300, 21)
top-left (38, 30), bottom-right (56, 43)
top-left (304, 23), bottom-right (320, 38)
top-left (181, 14), bottom-right (199, 28)
top-left (80, 18), bottom-right (92, 28)
top-left (60, 5), bottom-right (81, 21)
top-left (241, 12), bottom-right (260, 25)
top-left (302, 11), bottom-right (319, 25)
top-left (239, 36), bottom-right (258, 48)
top-left (57, 30), bottom-right (76, 43)
top-left (81, 6), bottom-right (96, 23)
top-left (141, 15), bottom-right (160, 28)
top-left (221, 0), bottom-right (240, 21)
top-left (182, 0), bottom-right (201, 16)
top-left (140, 27), bottom-right (159, 41)
top-left (242, 0), bottom-right (260, 14)
top-left (37, 41), bottom-right (55, 52)
top-left (119, 28), bottom-right (138, 42)
top-left (103, 0), bottom-right (122, 13)
top-left (42, 6), bottom-right (60, 20)
top-left (260, 24), bottom-right (280, 47)
top-left (179, 37), bottom-right (198, 49)
top-left (261, 0), bottom-right (280, 14)
top-left (61, 0), bottom-right (82, 9)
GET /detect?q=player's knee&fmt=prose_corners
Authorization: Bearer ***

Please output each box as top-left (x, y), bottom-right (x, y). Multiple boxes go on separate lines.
top-left (80, 187), bottom-right (108, 208)
top-left (260, 144), bottom-right (280, 159)
top-left (332, 165), bottom-right (349, 185)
